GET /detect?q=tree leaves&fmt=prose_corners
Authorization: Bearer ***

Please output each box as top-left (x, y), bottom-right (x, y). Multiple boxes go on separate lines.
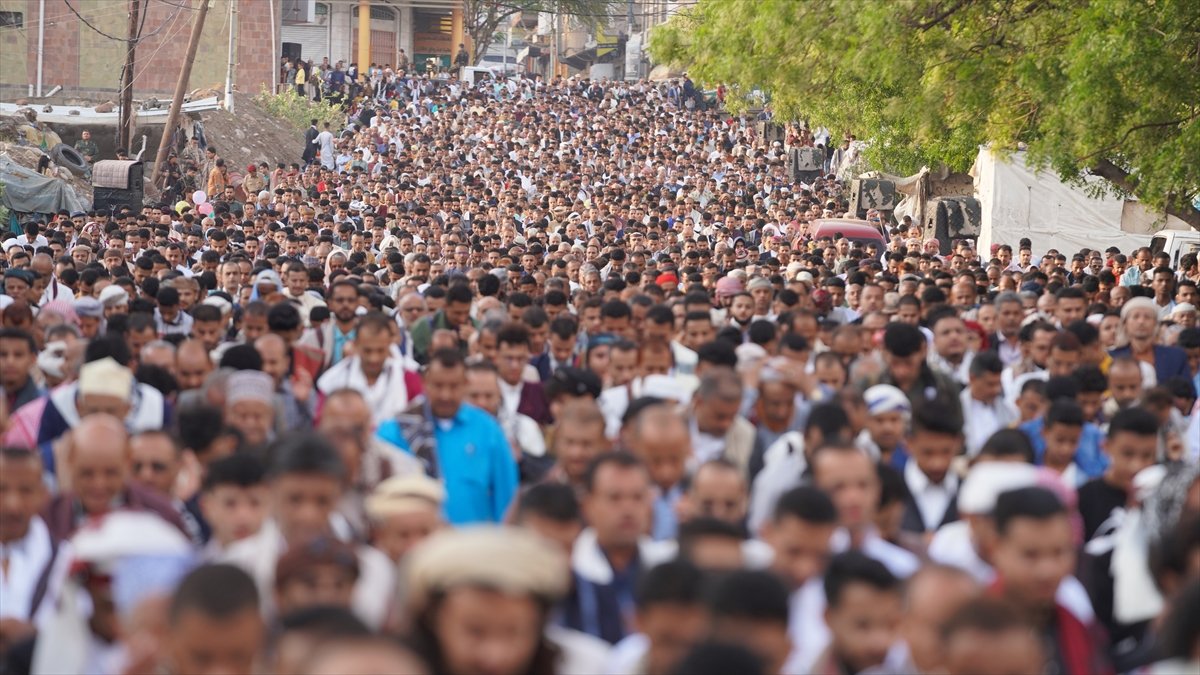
top-left (650, 0), bottom-right (1200, 228)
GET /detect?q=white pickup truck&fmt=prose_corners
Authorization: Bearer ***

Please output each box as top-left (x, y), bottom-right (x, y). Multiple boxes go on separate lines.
top-left (1150, 231), bottom-right (1200, 268)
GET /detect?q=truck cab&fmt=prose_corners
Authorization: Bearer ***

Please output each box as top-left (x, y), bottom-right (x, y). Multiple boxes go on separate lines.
top-left (1150, 231), bottom-right (1200, 269)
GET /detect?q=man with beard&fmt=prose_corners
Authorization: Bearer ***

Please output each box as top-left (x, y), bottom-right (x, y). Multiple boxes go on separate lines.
top-left (301, 280), bottom-right (359, 369)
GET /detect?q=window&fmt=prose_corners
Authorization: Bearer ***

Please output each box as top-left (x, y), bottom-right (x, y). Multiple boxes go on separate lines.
top-left (0, 11), bottom-right (23, 28)
top-left (315, 3), bottom-right (328, 16)
top-left (352, 6), bottom-right (395, 21)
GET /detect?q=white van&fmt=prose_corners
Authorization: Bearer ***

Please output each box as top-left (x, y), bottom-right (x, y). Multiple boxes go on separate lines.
top-left (1150, 231), bottom-right (1200, 268)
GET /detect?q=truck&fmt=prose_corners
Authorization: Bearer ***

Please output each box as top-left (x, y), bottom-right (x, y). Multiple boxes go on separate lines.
top-left (1149, 230), bottom-right (1200, 269)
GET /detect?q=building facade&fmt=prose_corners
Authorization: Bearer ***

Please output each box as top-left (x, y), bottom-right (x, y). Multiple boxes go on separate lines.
top-left (0, 0), bottom-right (461, 100)
top-left (0, 0), bottom-right (276, 99)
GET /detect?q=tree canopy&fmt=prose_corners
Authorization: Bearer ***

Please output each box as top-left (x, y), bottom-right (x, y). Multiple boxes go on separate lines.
top-left (465, 0), bottom-right (617, 65)
top-left (649, 0), bottom-right (1200, 229)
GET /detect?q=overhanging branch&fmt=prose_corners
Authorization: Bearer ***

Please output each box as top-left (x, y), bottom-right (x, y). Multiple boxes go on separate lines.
top-left (1092, 158), bottom-right (1200, 231)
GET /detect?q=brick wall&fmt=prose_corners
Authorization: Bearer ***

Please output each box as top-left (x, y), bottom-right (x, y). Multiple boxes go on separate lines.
top-left (4, 0), bottom-right (278, 99)
top-left (0, 0), bottom-right (29, 89)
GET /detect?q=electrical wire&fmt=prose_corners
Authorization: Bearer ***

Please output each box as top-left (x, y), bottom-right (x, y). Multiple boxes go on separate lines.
top-left (128, 6), bottom-right (193, 85)
top-left (63, 0), bottom-right (184, 44)
top-left (62, 0), bottom-right (131, 41)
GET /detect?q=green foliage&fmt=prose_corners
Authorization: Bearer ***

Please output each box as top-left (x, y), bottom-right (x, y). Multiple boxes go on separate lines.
top-left (465, 0), bottom-right (619, 64)
top-left (252, 87), bottom-right (343, 134)
top-left (650, 0), bottom-right (1200, 228)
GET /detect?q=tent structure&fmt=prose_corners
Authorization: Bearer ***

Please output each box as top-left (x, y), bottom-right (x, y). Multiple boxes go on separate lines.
top-left (972, 148), bottom-right (1191, 254)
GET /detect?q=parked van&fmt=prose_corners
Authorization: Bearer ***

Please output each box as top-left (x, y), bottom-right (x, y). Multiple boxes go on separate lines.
top-left (1149, 231), bottom-right (1200, 268)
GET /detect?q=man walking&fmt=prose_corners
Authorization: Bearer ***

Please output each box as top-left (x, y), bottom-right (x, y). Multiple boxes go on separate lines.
top-left (302, 119), bottom-right (318, 166)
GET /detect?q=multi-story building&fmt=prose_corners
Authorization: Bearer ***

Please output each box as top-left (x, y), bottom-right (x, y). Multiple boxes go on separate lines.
top-left (0, 0), bottom-right (464, 100)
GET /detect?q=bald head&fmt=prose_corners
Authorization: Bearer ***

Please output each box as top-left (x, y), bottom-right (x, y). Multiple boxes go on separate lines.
top-left (320, 389), bottom-right (372, 429)
top-left (255, 333), bottom-right (289, 384)
top-left (176, 339), bottom-right (213, 391)
top-left (31, 253), bottom-right (53, 277)
top-left (66, 414), bottom-right (131, 514)
top-left (398, 293), bottom-right (426, 311)
top-left (623, 405), bottom-right (690, 491)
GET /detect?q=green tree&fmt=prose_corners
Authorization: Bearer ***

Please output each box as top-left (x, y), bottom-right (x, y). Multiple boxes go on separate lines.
top-left (465, 0), bottom-right (619, 65)
top-left (650, 0), bottom-right (1200, 229)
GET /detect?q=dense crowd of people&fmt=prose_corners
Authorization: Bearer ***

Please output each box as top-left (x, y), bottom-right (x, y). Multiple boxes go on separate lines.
top-left (0, 71), bottom-right (1198, 675)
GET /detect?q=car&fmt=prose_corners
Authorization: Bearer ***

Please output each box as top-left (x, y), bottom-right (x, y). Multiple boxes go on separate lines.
top-left (802, 218), bottom-right (888, 249)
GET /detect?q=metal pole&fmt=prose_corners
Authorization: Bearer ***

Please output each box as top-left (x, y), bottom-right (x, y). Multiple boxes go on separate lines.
top-left (35, 0), bottom-right (44, 97)
top-left (268, 0), bottom-right (277, 93)
top-left (152, 0), bottom-right (210, 186)
top-left (551, 2), bottom-right (560, 79)
top-left (358, 0), bottom-right (371, 79)
top-left (119, 0), bottom-right (143, 152)
top-left (225, 0), bottom-right (238, 112)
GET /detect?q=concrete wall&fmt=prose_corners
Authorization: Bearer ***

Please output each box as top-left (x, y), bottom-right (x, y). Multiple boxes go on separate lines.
top-left (0, 0), bottom-right (280, 100)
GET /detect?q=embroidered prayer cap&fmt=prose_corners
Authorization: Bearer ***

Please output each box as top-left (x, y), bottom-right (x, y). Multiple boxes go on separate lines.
top-left (79, 357), bottom-right (134, 402)
top-left (98, 284), bottom-right (129, 308)
top-left (74, 297), bottom-right (104, 318)
top-left (366, 474), bottom-right (446, 519)
top-left (225, 369), bottom-right (275, 406)
top-left (404, 526), bottom-right (568, 613)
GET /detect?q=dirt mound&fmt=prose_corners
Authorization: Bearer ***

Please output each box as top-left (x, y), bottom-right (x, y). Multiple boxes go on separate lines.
top-left (199, 92), bottom-right (305, 173)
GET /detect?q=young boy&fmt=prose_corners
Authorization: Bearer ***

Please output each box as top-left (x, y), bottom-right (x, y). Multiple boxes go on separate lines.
top-left (1015, 378), bottom-right (1048, 424)
top-left (858, 384), bottom-right (911, 469)
top-left (624, 560), bottom-right (710, 675)
top-left (1077, 407), bottom-right (1159, 541)
top-left (165, 564), bottom-right (266, 675)
top-left (198, 453), bottom-right (268, 559)
top-left (274, 536), bottom-right (361, 617)
top-left (364, 473), bottom-right (445, 564)
top-left (901, 401), bottom-right (962, 535)
top-left (1032, 399), bottom-right (1087, 487)
top-left (761, 485), bottom-right (839, 672)
top-left (706, 570), bottom-right (793, 675)
top-left (816, 551), bottom-right (903, 675)
top-left (991, 486), bottom-right (1110, 673)
top-left (941, 598), bottom-right (1045, 675)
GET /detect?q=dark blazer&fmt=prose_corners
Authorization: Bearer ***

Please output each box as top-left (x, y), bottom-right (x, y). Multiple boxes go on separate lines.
top-left (529, 352), bottom-right (553, 382)
top-left (43, 483), bottom-right (190, 542)
top-left (1108, 345), bottom-right (1190, 385)
top-left (899, 484), bottom-right (960, 534)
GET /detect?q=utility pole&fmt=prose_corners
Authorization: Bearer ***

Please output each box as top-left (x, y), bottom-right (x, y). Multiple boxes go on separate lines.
top-left (152, 0), bottom-right (210, 186)
top-left (551, 2), bottom-right (561, 80)
top-left (224, 0), bottom-right (238, 112)
top-left (119, 0), bottom-right (143, 152)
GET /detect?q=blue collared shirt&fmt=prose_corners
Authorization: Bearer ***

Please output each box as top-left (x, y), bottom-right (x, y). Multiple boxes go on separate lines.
top-left (376, 403), bottom-right (517, 525)
top-left (1018, 417), bottom-right (1109, 478)
top-left (331, 325), bottom-right (355, 365)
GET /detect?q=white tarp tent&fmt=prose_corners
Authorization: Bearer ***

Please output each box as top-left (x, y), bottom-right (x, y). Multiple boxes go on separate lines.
top-left (973, 148), bottom-right (1148, 254)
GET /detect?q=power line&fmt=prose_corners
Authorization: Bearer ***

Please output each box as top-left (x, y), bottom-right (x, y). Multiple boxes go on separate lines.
top-left (130, 6), bottom-right (193, 84)
top-left (63, 0), bottom-right (129, 41)
top-left (62, 0), bottom-right (185, 44)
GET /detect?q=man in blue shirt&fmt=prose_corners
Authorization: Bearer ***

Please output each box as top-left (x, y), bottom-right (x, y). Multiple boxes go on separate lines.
top-left (376, 347), bottom-right (517, 524)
